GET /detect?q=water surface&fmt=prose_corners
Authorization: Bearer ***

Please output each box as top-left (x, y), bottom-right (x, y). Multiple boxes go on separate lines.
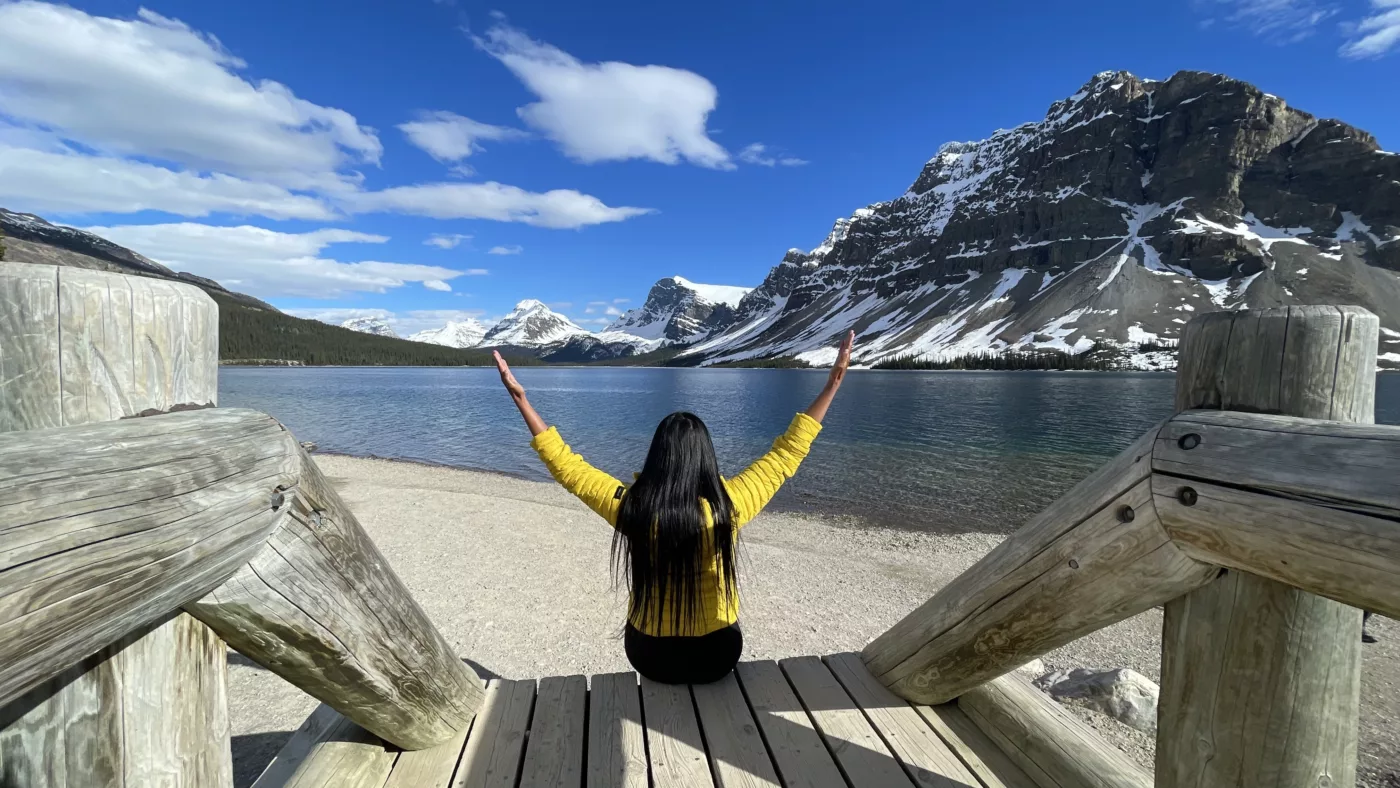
top-left (220, 367), bottom-right (1400, 535)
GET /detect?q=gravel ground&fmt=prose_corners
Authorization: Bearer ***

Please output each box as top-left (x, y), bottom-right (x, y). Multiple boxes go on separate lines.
top-left (229, 455), bottom-right (1399, 787)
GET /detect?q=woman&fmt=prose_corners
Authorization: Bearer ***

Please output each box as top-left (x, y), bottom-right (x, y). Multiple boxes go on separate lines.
top-left (492, 331), bottom-right (854, 684)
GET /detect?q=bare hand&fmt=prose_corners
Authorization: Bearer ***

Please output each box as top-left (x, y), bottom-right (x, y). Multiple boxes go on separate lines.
top-left (493, 351), bottom-right (525, 399)
top-left (828, 330), bottom-right (854, 387)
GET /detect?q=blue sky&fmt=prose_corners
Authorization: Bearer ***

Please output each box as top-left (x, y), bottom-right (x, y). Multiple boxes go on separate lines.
top-left (0, 0), bottom-right (1396, 335)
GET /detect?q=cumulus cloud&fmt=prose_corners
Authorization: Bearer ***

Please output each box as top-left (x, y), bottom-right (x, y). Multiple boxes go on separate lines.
top-left (0, 2), bottom-right (379, 190)
top-left (738, 143), bottom-right (808, 167)
top-left (348, 182), bottom-right (653, 229)
top-left (1197, 0), bottom-right (1339, 43)
top-left (398, 111), bottom-right (529, 162)
top-left (1341, 0), bottom-right (1400, 57)
top-left (423, 279), bottom-right (452, 291)
top-left (82, 223), bottom-right (466, 299)
top-left (475, 23), bottom-right (731, 169)
top-left (425, 233), bottom-right (472, 249)
top-left (488, 244), bottom-right (523, 255)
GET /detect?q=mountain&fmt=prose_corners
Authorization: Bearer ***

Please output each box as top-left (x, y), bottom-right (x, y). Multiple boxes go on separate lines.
top-left (409, 318), bottom-right (489, 348)
top-left (481, 299), bottom-right (589, 347)
top-left (0, 208), bottom-right (507, 367)
top-left (678, 71), bottom-right (1400, 370)
top-left (607, 276), bottom-right (753, 343)
top-left (342, 316), bottom-right (397, 338)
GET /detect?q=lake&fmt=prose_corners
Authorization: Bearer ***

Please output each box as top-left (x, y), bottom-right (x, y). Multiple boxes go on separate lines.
top-left (220, 367), bottom-right (1400, 535)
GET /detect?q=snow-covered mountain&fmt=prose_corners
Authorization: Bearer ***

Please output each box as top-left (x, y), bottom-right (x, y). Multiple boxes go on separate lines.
top-left (409, 318), bottom-right (489, 348)
top-left (481, 299), bottom-right (589, 347)
top-left (607, 276), bottom-right (753, 343)
top-left (678, 70), bottom-right (1400, 370)
top-left (341, 316), bottom-right (396, 337)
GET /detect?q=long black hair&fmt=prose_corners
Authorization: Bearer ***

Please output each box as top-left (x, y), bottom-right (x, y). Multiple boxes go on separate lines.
top-left (613, 411), bottom-right (737, 635)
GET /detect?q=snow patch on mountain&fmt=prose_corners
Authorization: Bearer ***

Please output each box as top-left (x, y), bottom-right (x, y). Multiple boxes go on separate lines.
top-left (483, 299), bottom-right (588, 347)
top-left (409, 318), bottom-right (488, 348)
top-left (342, 316), bottom-right (396, 337)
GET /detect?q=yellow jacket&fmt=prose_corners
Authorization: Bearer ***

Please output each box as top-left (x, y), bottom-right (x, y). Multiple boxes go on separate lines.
top-left (530, 413), bottom-right (822, 637)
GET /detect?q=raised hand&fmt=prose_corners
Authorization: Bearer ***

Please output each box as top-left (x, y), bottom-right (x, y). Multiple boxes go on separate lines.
top-left (828, 330), bottom-right (855, 387)
top-left (493, 350), bottom-right (525, 399)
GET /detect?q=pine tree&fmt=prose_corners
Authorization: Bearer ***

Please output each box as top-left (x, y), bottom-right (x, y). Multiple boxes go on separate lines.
top-left (0, 228), bottom-right (7, 261)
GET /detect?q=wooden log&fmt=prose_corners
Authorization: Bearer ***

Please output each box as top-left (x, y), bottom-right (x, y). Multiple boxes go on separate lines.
top-left (958, 674), bottom-right (1151, 788)
top-left (1156, 305), bottom-right (1371, 788)
top-left (0, 409), bottom-right (299, 708)
top-left (250, 704), bottom-right (399, 788)
top-left (186, 442), bottom-right (485, 750)
top-left (0, 612), bottom-right (232, 788)
top-left (1151, 411), bottom-right (1400, 618)
top-left (861, 425), bottom-right (1218, 705)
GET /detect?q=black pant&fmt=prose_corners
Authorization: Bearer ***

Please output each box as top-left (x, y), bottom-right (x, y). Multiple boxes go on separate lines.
top-left (624, 623), bottom-right (743, 685)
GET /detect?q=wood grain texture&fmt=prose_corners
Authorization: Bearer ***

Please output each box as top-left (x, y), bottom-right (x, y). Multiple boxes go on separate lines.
top-left (733, 661), bottom-right (846, 788)
top-left (913, 705), bottom-right (1038, 788)
top-left (640, 678), bottom-right (713, 788)
top-left (861, 425), bottom-right (1217, 704)
top-left (0, 408), bottom-right (299, 709)
top-left (454, 680), bottom-right (535, 788)
top-left (187, 443), bottom-right (484, 750)
top-left (691, 672), bottom-right (780, 788)
top-left (0, 614), bottom-right (230, 788)
top-left (958, 675), bottom-right (1150, 788)
top-left (824, 653), bottom-right (980, 788)
top-left (382, 721), bottom-right (472, 788)
top-left (586, 672), bottom-right (648, 788)
top-left (0, 263), bottom-right (61, 433)
top-left (251, 704), bottom-right (398, 788)
top-left (1157, 305), bottom-right (1370, 788)
top-left (518, 675), bottom-right (586, 788)
top-left (780, 656), bottom-right (912, 788)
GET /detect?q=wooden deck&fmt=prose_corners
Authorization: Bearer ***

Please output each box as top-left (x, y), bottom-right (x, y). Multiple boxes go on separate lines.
top-left (254, 653), bottom-right (1036, 788)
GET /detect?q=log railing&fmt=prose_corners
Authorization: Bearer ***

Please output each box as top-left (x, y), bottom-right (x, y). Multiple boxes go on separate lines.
top-left (864, 304), bottom-right (1391, 787)
top-left (0, 264), bottom-right (483, 787)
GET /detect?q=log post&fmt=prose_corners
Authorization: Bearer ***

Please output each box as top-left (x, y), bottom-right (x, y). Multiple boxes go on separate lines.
top-left (0, 263), bottom-right (232, 788)
top-left (1155, 305), bottom-right (1374, 788)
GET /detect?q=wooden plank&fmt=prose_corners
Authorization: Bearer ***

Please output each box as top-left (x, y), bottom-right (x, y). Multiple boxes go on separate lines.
top-left (780, 656), bottom-right (912, 788)
top-left (383, 720), bottom-right (472, 788)
top-left (519, 675), bottom-right (586, 788)
top-left (454, 679), bottom-right (536, 788)
top-left (691, 672), bottom-right (780, 788)
top-left (861, 424), bottom-right (1218, 703)
top-left (958, 675), bottom-right (1150, 788)
top-left (0, 263), bottom-right (61, 433)
top-left (1157, 305), bottom-right (1369, 788)
top-left (586, 672), bottom-right (648, 788)
top-left (640, 678), bottom-right (713, 788)
top-left (188, 442), bottom-right (485, 750)
top-left (0, 651), bottom-right (123, 788)
top-left (251, 704), bottom-right (399, 788)
top-left (913, 705), bottom-right (1038, 788)
top-left (824, 653), bottom-right (979, 788)
top-left (733, 661), bottom-right (845, 788)
top-left (0, 409), bottom-right (299, 709)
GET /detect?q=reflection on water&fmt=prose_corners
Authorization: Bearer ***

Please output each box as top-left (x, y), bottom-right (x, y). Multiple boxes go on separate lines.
top-left (220, 367), bottom-right (1400, 535)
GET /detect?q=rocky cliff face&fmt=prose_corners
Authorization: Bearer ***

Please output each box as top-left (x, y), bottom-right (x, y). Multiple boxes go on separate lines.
top-left (608, 276), bottom-right (752, 343)
top-left (681, 71), bottom-right (1400, 369)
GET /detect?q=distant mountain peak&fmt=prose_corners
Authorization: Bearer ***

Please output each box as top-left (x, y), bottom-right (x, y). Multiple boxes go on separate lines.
top-left (409, 317), bottom-right (488, 349)
top-left (342, 316), bottom-right (396, 338)
top-left (484, 299), bottom-right (586, 347)
top-left (607, 275), bottom-right (753, 343)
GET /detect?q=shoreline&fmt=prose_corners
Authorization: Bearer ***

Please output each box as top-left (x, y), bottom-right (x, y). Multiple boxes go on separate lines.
top-left (227, 454), bottom-right (1398, 788)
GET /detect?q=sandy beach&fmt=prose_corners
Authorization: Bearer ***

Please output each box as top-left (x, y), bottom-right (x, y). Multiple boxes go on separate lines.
top-left (229, 454), bottom-right (1398, 787)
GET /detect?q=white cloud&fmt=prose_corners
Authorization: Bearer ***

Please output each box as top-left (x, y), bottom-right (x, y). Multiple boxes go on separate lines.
top-left (348, 182), bottom-right (653, 229)
top-left (613, 298), bottom-right (630, 304)
top-left (464, 268), bottom-right (490, 275)
top-left (585, 300), bottom-right (624, 316)
top-left (0, 145), bottom-right (336, 220)
top-left (82, 223), bottom-right (466, 299)
top-left (577, 317), bottom-right (612, 327)
top-left (0, 2), bottom-right (379, 190)
top-left (488, 244), bottom-right (523, 255)
top-left (425, 233), bottom-right (472, 249)
top-left (1200, 0), bottom-right (1339, 43)
top-left (398, 111), bottom-right (529, 162)
top-left (475, 23), bottom-right (731, 169)
top-left (738, 143), bottom-right (808, 167)
top-left (1341, 0), bottom-right (1400, 57)
top-left (423, 279), bottom-right (452, 291)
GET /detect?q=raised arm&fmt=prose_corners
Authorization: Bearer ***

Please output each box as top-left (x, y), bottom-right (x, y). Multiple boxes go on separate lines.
top-left (725, 331), bottom-right (854, 526)
top-left (495, 351), bottom-right (624, 525)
